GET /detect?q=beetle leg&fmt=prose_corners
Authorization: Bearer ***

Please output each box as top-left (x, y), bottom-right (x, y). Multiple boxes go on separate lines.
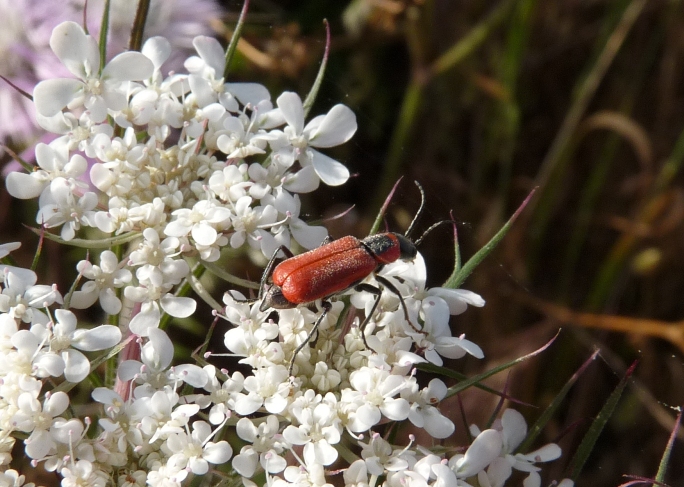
top-left (354, 283), bottom-right (383, 350)
top-left (257, 245), bottom-right (295, 300)
top-left (374, 275), bottom-right (424, 334)
top-left (289, 300), bottom-right (332, 376)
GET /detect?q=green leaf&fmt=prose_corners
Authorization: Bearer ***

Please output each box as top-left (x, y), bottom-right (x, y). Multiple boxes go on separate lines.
top-left (98, 0), bottom-right (111, 73)
top-left (302, 19), bottom-right (331, 118)
top-left (443, 188), bottom-right (535, 289)
top-left (223, 0), bottom-right (250, 79)
top-left (420, 331), bottom-right (558, 398)
top-left (518, 350), bottom-right (599, 453)
top-left (568, 360), bottom-right (637, 481)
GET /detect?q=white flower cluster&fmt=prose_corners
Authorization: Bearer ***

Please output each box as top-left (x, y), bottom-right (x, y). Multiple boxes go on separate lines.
top-left (0, 18), bottom-right (572, 487)
top-left (0, 240), bottom-right (569, 487)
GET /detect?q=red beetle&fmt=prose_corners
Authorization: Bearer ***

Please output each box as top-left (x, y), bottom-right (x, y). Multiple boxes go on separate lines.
top-left (253, 182), bottom-right (445, 372)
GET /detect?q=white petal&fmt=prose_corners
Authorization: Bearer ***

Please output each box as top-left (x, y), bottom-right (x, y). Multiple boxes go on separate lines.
top-left (50, 21), bottom-right (98, 78)
top-left (118, 360), bottom-right (143, 381)
top-left (262, 451), bottom-right (287, 473)
top-left (380, 398), bottom-right (410, 421)
top-left (160, 295), bottom-right (196, 318)
top-left (192, 222), bottom-right (218, 246)
top-left (456, 429), bottom-right (502, 477)
top-left (99, 288), bottom-right (123, 315)
top-left (188, 75), bottom-right (216, 107)
top-left (62, 349), bottom-right (91, 382)
top-left (33, 79), bottom-right (83, 117)
top-left (234, 393), bottom-right (263, 416)
top-left (282, 425), bottom-right (308, 445)
top-left (307, 104), bottom-right (357, 148)
top-left (142, 36), bottom-right (171, 70)
top-left (309, 149), bottom-right (349, 186)
top-left (283, 165), bottom-right (320, 193)
top-left (45, 391), bottom-right (70, 416)
top-left (227, 83), bottom-right (271, 106)
top-left (203, 441), bottom-right (233, 464)
top-left (233, 451), bottom-right (258, 477)
top-left (502, 409), bottom-right (527, 451)
top-left (103, 52), bottom-right (154, 81)
top-left (290, 221), bottom-right (327, 250)
top-left (276, 92), bottom-right (304, 134)
top-left (264, 394), bottom-right (288, 414)
top-left (236, 418), bottom-right (257, 442)
top-left (305, 440), bottom-right (338, 466)
top-left (193, 36), bottom-right (225, 75)
top-left (518, 443), bottom-right (562, 463)
top-left (5, 172), bottom-right (47, 199)
top-left (422, 407), bottom-right (455, 439)
top-left (129, 308), bottom-right (161, 336)
top-left (146, 328), bottom-right (174, 370)
top-left (523, 472), bottom-right (541, 487)
top-left (174, 364), bottom-right (208, 388)
top-left (71, 325), bottom-right (122, 351)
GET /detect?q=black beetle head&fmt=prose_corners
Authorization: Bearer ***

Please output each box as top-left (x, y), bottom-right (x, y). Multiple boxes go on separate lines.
top-left (260, 285), bottom-right (297, 311)
top-left (394, 233), bottom-right (418, 261)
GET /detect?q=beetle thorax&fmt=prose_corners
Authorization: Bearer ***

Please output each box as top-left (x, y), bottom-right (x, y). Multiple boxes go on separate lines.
top-left (362, 233), bottom-right (416, 265)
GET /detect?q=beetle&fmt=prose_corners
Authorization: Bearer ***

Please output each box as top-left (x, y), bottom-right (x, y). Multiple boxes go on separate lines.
top-left (253, 181), bottom-right (446, 373)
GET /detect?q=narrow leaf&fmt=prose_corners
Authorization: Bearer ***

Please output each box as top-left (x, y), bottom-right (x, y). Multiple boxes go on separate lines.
top-left (302, 19), bottom-right (331, 117)
top-left (223, 0), bottom-right (251, 78)
top-left (444, 188), bottom-right (536, 289)
top-left (518, 350), bottom-right (599, 452)
top-left (98, 0), bottom-right (111, 73)
top-left (655, 408), bottom-right (682, 483)
top-left (369, 178), bottom-right (404, 236)
top-left (437, 331), bottom-right (558, 398)
top-left (569, 360), bottom-right (638, 480)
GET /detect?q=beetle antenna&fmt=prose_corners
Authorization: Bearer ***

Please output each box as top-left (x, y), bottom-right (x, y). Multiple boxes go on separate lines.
top-left (414, 220), bottom-right (453, 246)
top-left (405, 181), bottom-right (425, 239)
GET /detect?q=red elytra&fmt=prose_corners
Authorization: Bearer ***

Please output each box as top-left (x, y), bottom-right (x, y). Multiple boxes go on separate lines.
top-left (268, 234), bottom-right (409, 307)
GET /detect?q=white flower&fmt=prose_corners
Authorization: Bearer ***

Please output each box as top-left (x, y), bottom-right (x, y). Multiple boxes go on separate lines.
top-left (267, 91), bottom-right (356, 186)
top-left (32, 309), bottom-right (122, 382)
top-left (184, 36), bottom-right (269, 111)
top-left (0, 469), bottom-right (34, 487)
top-left (233, 416), bottom-right (288, 477)
top-left (283, 396), bottom-right (342, 466)
top-left (36, 177), bottom-right (98, 241)
top-left (118, 327), bottom-right (206, 392)
top-left (0, 269), bottom-right (61, 325)
top-left (358, 433), bottom-right (409, 475)
top-left (11, 390), bottom-right (69, 434)
top-left (345, 367), bottom-right (410, 433)
top-left (229, 196), bottom-right (281, 257)
top-left (263, 189), bottom-right (328, 250)
top-left (403, 378), bottom-right (455, 439)
top-left (164, 421), bottom-right (232, 475)
top-left (208, 163), bottom-right (252, 203)
top-left (447, 429), bottom-right (502, 479)
top-left (234, 366), bottom-right (291, 415)
top-left (128, 228), bottom-right (189, 288)
top-left (5, 140), bottom-right (87, 200)
top-left (60, 459), bottom-right (108, 487)
top-left (164, 199), bottom-right (232, 247)
top-left (71, 250), bottom-right (132, 314)
top-left (33, 21), bottom-right (153, 123)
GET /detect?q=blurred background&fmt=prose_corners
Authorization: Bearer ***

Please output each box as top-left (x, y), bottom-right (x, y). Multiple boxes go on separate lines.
top-left (2, 0), bottom-right (684, 485)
